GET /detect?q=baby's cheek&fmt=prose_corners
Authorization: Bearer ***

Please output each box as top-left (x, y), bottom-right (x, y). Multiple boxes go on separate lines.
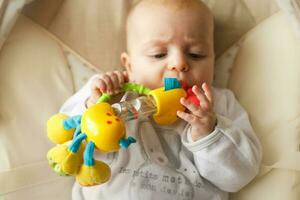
top-left (134, 74), bottom-right (160, 89)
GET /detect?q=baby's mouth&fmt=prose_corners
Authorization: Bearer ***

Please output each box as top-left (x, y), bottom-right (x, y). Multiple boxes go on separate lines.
top-left (179, 80), bottom-right (188, 90)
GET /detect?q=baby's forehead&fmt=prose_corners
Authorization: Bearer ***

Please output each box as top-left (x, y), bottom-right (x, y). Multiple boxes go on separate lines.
top-left (127, 0), bottom-right (213, 24)
top-left (126, 0), bottom-right (213, 32)
top-left (130, 0), bottom-right (210, 11)
top-left (126, 1), bottom-right (214, 49)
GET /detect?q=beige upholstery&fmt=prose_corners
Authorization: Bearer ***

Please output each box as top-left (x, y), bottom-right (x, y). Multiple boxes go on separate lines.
top-left (0, 16), bottom-right (74, 199)
top-left (0, 0), bottom-right (299, 199)
top-left (22, 0), bottom-right (279, 70)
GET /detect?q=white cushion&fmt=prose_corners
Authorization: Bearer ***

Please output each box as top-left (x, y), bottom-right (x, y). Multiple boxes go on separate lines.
top-left (228, 11), bottom-right (300, 200)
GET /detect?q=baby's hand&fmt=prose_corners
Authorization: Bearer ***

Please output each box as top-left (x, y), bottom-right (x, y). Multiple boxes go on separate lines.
top-left (177, 83), bottom-right (217, 141)
top-left (86, 71), bottom-right (128, 107)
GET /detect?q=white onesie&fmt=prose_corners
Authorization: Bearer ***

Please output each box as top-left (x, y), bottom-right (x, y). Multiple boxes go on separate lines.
top-left (60, 75), bottom-right (262, 200)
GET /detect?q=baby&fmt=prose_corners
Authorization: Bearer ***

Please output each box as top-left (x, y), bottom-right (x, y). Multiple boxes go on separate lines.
top-left (60, 0), bottom-right (262, 200)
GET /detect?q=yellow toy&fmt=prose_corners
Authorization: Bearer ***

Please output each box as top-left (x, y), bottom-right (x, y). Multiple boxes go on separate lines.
top-left (47, 78), bottom-right (187, 186)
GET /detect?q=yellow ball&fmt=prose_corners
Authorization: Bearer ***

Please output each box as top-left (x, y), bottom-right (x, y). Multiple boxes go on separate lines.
top-left (47, 113), bottom-right (74, 144)
top-left (81, 103), bottom-right (125, 152)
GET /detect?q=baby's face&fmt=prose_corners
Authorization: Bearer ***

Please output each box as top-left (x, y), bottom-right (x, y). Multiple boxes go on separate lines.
top-left (121, 2), bottom-right (215, 89)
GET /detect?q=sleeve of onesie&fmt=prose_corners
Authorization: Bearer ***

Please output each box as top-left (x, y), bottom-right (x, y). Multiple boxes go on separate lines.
top-left (59, 74), bottom-right (99, 116)
top-left (181, 89), bottom-right (262, 193)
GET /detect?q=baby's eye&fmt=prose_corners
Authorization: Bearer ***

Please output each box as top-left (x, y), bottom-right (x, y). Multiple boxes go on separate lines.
top-left (188, 53), bottom-right (204, 59)
top-left (151, 53), bottom-right (167, 59)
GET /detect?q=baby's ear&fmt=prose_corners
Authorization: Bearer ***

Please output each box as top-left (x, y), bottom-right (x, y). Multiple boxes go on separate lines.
top-left (120, 52), bottom-right (133, 79)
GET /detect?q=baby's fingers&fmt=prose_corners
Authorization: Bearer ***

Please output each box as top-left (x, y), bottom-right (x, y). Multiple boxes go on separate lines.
top-left (202, 83), bottom-right (214, 105)
top-left (180, 97), bottom-right (206, 117)
top-left (106, 71), bottom-right (129, 94)
top-left (192, 85), bottom-right (211, 112)
top-left (88, 78), bottom-right (106, 105)
top-left (98, 74), bottom-right (114, 93)
top-left (122, 71), bottom-right (129, 82)
top-left (115, 70), bottom-right (129, 85)
top-left (91, 78), bottom-right (106, 95)
top-left (177, 111), bottom-right (198, 125)
top-left (107, 72), bottom-right (121, 93)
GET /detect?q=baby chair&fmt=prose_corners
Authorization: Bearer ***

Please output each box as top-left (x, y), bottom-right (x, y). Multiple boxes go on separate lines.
top-left (0, 0), bottom-right (299, 199)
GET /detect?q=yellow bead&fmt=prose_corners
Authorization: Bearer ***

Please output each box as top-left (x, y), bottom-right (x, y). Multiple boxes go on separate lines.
top-left (149, 87), bottom-right (186, 125)
top-left (47, 141), bottom-right (85, 176)
top-left (47, 113), bottom-right (74, 144)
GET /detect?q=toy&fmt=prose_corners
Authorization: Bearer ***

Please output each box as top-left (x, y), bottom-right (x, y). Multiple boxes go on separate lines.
top-left (47, 78), bottom-right (197, 186)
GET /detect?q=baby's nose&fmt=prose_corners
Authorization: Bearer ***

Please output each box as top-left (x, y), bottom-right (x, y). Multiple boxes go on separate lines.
top-left (168, 65), bottom-right (188, 72)
top-left (168, 53), bottom-right (189, 72)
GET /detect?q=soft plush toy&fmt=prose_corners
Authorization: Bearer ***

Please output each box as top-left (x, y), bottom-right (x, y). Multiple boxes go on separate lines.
top-left (47, 78), bottom-right (198, 186)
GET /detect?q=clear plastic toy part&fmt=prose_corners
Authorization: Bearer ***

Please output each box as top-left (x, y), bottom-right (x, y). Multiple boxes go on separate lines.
top-left (111, 95), bottom-right (157, 122)
top-left (96, 82), bottom-right (157, 122)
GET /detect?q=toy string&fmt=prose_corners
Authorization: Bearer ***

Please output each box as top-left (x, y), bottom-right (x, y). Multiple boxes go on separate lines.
top-left (96, 83), bottom-right (151, 104)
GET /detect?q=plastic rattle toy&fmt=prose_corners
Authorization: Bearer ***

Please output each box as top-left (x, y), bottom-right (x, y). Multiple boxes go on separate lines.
top-left (46, 78), bottom-right (199, 186)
